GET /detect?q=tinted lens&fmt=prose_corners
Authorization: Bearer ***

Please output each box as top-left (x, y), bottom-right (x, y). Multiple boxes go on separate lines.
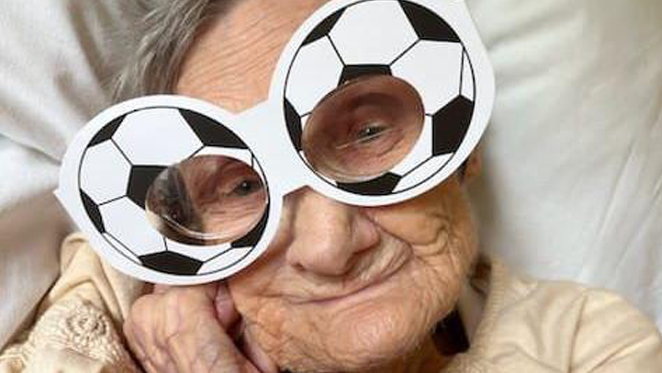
top-left (302, 75), bottom-right (424, 183)
top-left (145, 155), bottom-right (267, 246)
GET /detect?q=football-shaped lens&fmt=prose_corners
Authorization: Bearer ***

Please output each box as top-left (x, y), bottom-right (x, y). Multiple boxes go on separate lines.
top-left (302, 75), bottom-right (424, 183)
top-left (145, 155), bottom-right (267, 246)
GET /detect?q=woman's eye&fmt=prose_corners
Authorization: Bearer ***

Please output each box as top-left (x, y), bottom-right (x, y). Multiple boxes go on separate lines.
top-left (337, 122), bottom-right (394, 150)
top-left (355, 123), bottom-right (389, 143)
top-left (230, 179), bottom-right (262, 197)
top-left (301, 75), bottom-right (424, 183)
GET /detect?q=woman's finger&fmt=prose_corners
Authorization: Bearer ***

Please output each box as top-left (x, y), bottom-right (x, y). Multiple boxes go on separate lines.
top-left (124, 318), bottom-right (162, 373)
top-left (239, 326), bottom-right (280, 373)
top-left (126, 294), bottom-right (176, 372)
top-left (153, 283), bottom-right (172, 294)
top-left (123, 319), bottom-right (146, 362)
top-left (215, 281), bottom-right (241, 330)
top-left (216, 283), bottom-right (278, 373)
top-left (127, 283), bottom-right (272, 373)
top-left (165, 305), bottom-right (255, 372)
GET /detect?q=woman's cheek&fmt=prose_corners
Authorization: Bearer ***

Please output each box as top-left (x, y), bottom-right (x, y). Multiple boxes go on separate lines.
top-left (344, 298), bottom-right (421, 355)
top-left (365, 184), bottom-right (460, 246)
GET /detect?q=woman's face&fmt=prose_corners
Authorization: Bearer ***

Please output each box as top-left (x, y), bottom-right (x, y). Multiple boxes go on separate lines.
top-left (175, 0), bottom-right (478, 371)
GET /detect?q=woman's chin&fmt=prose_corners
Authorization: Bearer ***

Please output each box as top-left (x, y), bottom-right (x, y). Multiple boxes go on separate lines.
top-left (247, 272), bottom-right (450, 373)
top-left (332, 302), bottom-right (431, 371)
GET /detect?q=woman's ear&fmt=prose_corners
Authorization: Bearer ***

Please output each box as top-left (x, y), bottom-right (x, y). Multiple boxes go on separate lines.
top-left (460, 145), bottom-right (483, 184)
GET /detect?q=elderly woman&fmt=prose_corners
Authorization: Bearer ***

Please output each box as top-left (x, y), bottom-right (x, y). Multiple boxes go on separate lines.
top-left (1, 0), bottom-right (661, 372)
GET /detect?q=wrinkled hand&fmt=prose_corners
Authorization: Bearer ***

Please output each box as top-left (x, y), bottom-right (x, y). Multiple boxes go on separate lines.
top-left (124, 282), bottom-right (277, 373)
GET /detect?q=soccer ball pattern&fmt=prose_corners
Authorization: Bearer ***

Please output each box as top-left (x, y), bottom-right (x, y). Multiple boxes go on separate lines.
top-left (284, 0), bottom-right (476, 196)
top-left (78, 107), bottom-right (270, 277)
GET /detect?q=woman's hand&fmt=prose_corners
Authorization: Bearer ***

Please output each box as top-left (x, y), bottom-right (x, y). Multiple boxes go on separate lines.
top-left (124, 282), bottom-right (278, 373)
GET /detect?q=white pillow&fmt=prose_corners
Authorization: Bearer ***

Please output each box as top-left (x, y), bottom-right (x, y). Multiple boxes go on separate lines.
top-left (467, 0), bottom-right (662, 330)
top-left (0, 0), bottom-right (139, 348)
top-left (0, 0), bottom-right (139, 160)
top-left (0, 144), bottom-right (67, 349)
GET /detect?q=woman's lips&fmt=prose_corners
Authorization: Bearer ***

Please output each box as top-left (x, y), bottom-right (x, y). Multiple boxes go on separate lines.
top-left (304, 266), bottom-right (402, 305)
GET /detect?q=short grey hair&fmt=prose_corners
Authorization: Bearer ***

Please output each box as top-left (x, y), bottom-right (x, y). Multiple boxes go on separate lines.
top-left (112, 0), bottom-right (228, 101)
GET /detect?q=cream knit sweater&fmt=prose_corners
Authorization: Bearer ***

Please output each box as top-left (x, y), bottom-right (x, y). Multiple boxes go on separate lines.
top-left (1, 234), bottom-right (661, 372)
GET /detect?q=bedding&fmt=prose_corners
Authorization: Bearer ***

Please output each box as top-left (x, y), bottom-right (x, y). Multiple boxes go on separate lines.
top-left (1, 0), bottom-right (660, 349)
top-left (466, 0), bottom-right (662, 329)
top-left (0, 0), bottom-right (140, 348)
top-left (0, 143), bottom-right (68, 349)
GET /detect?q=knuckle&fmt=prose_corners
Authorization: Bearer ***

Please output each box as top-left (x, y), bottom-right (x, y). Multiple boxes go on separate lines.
top-left (130, 294), bottom-right (160, 320)
top-left (163, 288), bottom-right (187, 308)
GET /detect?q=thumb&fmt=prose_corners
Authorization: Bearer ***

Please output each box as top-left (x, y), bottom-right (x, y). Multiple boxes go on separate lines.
top-left (216, 283), bottom-right (279, 373)
top-left (239, 326), bottom-right (280, 373)
top-left (158, 283), bottom-right (255, 373)
top-left (214, 281), bottom-right (241, 330)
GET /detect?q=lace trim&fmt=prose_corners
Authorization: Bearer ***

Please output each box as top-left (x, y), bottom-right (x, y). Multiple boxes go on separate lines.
top-left (0, 296), bottom-right (141, 372)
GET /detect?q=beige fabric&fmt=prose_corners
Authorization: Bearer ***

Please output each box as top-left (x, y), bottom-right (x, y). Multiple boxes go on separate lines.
top-left (0, 234), bottom-right (144, 372)
top-left (449, 261), bottom-right (662, 372)
top-left (1, 235), bottom-right (661, 372)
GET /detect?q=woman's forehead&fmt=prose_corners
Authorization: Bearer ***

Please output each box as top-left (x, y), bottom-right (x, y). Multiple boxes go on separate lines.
top-left (176, 0), bottom-right (330, 112)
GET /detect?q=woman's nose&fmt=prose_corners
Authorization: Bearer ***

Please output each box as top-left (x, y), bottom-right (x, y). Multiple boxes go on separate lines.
top-left (285, 189), bottom-right (380, 276)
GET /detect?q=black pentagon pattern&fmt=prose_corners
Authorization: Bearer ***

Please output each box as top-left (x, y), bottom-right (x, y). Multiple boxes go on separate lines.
top-left (89, 115), bottom-right (125, 147)
top-left (231, 208), bottom-right (269, 248)
top-left (339, 65), bottom-right (392, 85)
top-left (302, 8), bottom-right (346, 46)
top-left (80, 191), bottom-right (105, 233)
top-left (140, 251), bottom-right (204, 276)
top-left (127, 166), bottom-right (167, 209)
top-left (284, 99), bottom-right (303, 151)
top-left (337, 173), bottom-right (402, 196)
top-left (399, 0), bottom-right (461, 42)
top-left (432, 96), bottom-right (475, 156)
top-left (179, 109), bottom-right (247, 149)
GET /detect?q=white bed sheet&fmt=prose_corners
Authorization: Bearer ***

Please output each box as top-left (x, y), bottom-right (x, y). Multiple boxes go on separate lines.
top-left (0, 144), bottom-right (68, 348)
top-left (466, 0), bottom-right (662, 329)
top-left (1, 0), bottom-right (661, 349)
top-left (0, 0), bottom-right (139, 348)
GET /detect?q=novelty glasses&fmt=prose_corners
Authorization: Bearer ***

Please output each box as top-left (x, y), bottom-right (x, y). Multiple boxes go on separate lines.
top-left (57, 0), bottom-right (495, 284)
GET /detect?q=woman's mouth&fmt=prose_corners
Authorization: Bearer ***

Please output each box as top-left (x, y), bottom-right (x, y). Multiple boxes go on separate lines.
top-left (289, 237), bottom-right (412, 306)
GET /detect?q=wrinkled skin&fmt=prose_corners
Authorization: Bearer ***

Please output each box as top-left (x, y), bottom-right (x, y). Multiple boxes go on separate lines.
top-left (124, 0), bottom-right (481, 372)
